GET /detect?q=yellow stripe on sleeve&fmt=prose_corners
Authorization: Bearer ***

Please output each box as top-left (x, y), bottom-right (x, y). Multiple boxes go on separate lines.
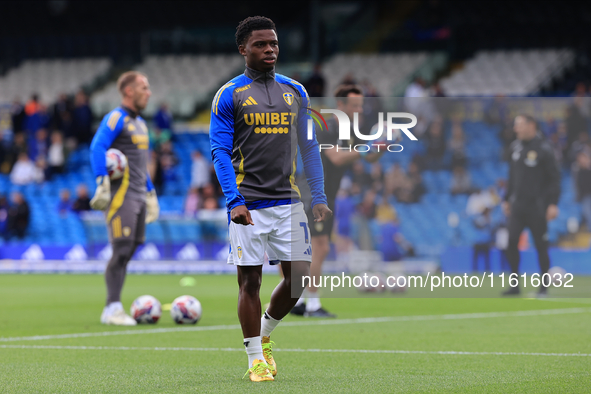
top-left (213, 82), bottom-right (235, 115)
top-left (107, 111), bottom-right (122, 131)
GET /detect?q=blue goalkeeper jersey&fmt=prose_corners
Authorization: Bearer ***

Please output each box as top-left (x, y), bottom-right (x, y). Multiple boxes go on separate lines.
top-left (210, 67), bottom-right (327, 212)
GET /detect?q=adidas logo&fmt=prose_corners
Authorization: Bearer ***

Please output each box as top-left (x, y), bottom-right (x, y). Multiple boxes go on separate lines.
top-left (137, 243), bottom-right (161, 261)
top-left (21, 244), bottom-right (44, 261)
top-left (176, 243), bottom-right (201, 261)
top-left (242, 96), bottom-right (258, 106)
top-left (97, 245), bottom-right (113, 260)
top-left (65, 244), bottom-right (88, 261)
top-left (216, 245), bottom-right (230, 261)
top-left (304, 246), bottom-right (312, 255)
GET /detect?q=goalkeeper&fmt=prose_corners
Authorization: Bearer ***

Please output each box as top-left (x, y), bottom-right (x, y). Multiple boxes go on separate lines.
top-left (90, 71), bottom-right (160, 326)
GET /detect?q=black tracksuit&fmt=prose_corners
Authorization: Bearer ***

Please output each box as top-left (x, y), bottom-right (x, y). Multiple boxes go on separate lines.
top-left (504, 134), bottom-right (561, 279)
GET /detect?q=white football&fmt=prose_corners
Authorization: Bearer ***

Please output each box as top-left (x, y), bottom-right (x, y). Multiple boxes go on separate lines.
top-left (130, 295), bottom-right (161, 324)
top-left (106, 148), bottom-right (127, 180)
top-left (171, 295), bottom-right (202, 324)
top-left (548, 266), bottom-right (567, 286)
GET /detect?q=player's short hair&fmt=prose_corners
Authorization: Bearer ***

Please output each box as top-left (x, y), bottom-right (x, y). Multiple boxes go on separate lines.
top-left (516, 114), bottom-right (538, 128)
top-left (235, 16), bottom-right (276, 48)
top-left (334, 84), bottom-right (363, 102)
top-left (117, 71), bottom-right (147, 96)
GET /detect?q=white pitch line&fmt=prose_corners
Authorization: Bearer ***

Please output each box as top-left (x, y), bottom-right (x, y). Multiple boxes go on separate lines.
top-left (1, 344), bottom-right (589, 358)
top-left (1, 307), bottom-right (590, 343)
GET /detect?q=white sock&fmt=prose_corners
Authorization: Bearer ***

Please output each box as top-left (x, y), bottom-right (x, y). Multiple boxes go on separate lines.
top-left (260, 311), bottom-right (281, 337)
top-left (107, 301), bottom-right (123, 314)
top-left (306, 293), bottom-right (321, 312)
top-left (244, 336), bottom-right (264, 367)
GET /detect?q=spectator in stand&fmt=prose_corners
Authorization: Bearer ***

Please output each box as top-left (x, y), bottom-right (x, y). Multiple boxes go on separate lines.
top-left (151, 103), bottom-right (173, 150)
top-left (184, 187), bottom-right (200, 216)
top-left (448, 121), bottom-right (466, 168)
top-left (369, 162), bottom-right (384, 192)
top-left (450, 165), bottom-right (472, 195)
top-left (7, 191), bottom-right (30, 239)
top-left (46, 131), bottom-right (67, 179)
top-left (0, 195), bottom-right (8, 239)
top-left (484, 95), bottom-right (509, 126)
top-left (26, 101), bottom-right (50, 135)
top-left (72, 91), bottom-right (93, 144)
top-left (24, 94), bottom-right (40, 118)
top-left (351, 161), bottom-right (372, 190)
top-left (384, 163), bottom-right (409, 198)
top-left (10, 152), bottom-right (43, 185)
top-left (472, 207), bottom-right (493, 272)
top-left (565, 97), bottom-right (588, 153)
top-left (71, 184), bottom-right (91, 212)
top-left (466, 187), bottom-right (497, 216)
top-left (334, 189), bottom-right (356, 255)
top-left (202, 196), bottom-right (219, 210)
top-left (424, 117), bottom-right (446, 169)
top-left (11, 98), bottom-right (25, 133)
top-left (568, 131), bottom-right (591, 164)
top-left (2, 132), bottom-right (27, 174)
top-left (190, 150), bottom-right (210, 189)
top-left (408, 161), bottom-right (426, 202)
top-left (57, 189), bottom-right (71, 215)
top-left (51, 93), bottom-right (71, 132)
top-left (575, 152), bottom-right (591, 228)
top-left (306, 64), bottom-right (325, 97)
top-left (157, 141), bottom-right (179, 183)
top-left (356, 189), bottom-right (377, 250)
top-left (29, 128), bottom-right (49, 162)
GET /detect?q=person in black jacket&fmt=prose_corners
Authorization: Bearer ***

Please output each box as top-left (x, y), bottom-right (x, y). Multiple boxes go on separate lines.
top-left (502, 114), bottom-right (561, 296)
top-left (7, 192), bottom-right (30, 239)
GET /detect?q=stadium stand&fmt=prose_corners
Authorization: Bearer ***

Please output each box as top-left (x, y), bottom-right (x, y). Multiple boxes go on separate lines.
top-left (440, 49), bottom-right (575, 96)
top-left (322, 52), bottom-right (446, 96)
top-left (0, 58), bottom-right (111, 104)
top-left (90, 55), bottom-right (244, 118)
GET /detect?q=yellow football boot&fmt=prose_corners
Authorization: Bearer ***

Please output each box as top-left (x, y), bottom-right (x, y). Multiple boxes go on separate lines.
top-left (243, 359), bottom-right (274, 382)
top-left (262, 336), bottom-right (277, 376)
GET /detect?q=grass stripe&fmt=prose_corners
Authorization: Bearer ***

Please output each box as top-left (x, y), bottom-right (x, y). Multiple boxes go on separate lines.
top-left (1, 344), bottom-right (589, 358)
top-left (1, 307), bottom-right (589, 343)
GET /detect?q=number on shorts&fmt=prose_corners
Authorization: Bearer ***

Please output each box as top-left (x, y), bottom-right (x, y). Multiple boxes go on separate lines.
top-left (299, 222), bottom-right (309, 244)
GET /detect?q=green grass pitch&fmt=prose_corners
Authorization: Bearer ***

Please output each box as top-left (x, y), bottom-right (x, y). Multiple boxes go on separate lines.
top-left (0, 274), bottom-right (590, 393)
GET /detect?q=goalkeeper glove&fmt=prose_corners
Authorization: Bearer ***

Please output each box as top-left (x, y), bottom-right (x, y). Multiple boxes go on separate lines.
top-left (145, 190), bottom-right (160, 223)
top-left (90, 176), bottom-right (111, 211)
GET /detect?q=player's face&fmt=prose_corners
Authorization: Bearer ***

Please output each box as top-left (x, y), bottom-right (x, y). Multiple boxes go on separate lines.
top-left (239, 29), bottom-right (279, 72)
top-left (513, 116), bottom-right (535, 140)
top-left (132, 76), bottom-right (152, 111)
top-left (337, 93), bottom-right (364, 119)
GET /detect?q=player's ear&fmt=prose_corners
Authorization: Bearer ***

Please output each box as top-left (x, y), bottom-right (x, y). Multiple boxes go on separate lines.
top-left (238, 44), bottom-right (247, 56)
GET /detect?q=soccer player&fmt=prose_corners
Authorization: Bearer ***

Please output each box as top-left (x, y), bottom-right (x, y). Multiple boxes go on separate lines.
top-left (292, 85), bottom-right (385, 317)
top-left (502, 114), bottom-right (560, 296)
top-left (90, 71), bottom-right (160, 325)
top-left (210, 16), bottom-right (331, 382)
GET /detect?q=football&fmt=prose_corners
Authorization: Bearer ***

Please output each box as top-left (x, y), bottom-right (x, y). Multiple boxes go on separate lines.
top-left (170, 295), bottom-right (202, 324)
top-left (106, 148), bottom-right (127, 180)
top-left (130, 295), bottom-right (162, 324)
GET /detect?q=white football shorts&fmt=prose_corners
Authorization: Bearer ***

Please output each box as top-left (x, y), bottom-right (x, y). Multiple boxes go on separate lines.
top-left (227, 202), bottom-right (312, 266)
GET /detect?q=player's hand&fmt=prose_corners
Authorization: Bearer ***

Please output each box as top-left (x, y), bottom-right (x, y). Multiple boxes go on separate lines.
top-left (546, 204), bottom-right (559, 221)
top-left (90, 176), bottom-right (111, 211)
top-left (313, 203), bottom-right (333, 222)
top-left (231, 205), bottom-right (254, 226)
top-left (145, 190), bottom-right (160, 223)
top-left (502, 201), bottom-right (510, 217)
